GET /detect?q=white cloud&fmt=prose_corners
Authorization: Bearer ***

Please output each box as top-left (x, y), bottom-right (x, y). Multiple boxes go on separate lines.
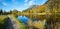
top-left (24, 0), bottom-right (28, 6)
top-left (28, 0), bottom-right (33, 6)
top-left (28, 0), bottom-right (35, 6)
top-left (0, 0), bottom-right (7, 6)
top-left (24, 3), bottom-right (27, 6)
top-left (2, 2), bottom-right (7, 6)
top-left (24, 0), bottom-right (37, 6)
top-left (24, 0), bottom-right (28, 2)
top-left (11, 0), bottom-right (18, 5)
top-left (0, 0), bottom-right (3, 2)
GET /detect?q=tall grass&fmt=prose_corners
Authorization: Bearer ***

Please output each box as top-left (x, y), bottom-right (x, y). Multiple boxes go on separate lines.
top-left (0, 15), bottom-right (8, 29)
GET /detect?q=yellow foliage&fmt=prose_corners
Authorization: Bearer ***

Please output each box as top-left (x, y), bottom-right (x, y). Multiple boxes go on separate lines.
top-left (32, 21), bottom-right (45, 29)
top-left (28, 20), bottom-right (32, 26)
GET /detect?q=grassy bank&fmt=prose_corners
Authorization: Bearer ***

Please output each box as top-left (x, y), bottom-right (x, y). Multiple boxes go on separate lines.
top-left (9, 14), bottom-right (27, 29)
top-left (0, 15), bottom-right (8, 29)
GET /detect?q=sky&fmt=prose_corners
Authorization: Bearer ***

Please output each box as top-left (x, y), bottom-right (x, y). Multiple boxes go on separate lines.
top-left (0, 0), bottom-right (48, 11)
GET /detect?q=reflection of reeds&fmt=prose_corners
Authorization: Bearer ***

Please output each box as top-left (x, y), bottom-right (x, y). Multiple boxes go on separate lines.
top-left (28, 19), bottom-right (46, 29)
top-left (22, 12), bottom-right (60, 29)
top-left (24, 13), bottom-right (46, 20)
top-left (26, 14), bottom-right (46, 29)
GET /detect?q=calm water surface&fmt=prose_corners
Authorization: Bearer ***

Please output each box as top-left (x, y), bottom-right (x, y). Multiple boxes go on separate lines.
top-left (17, 15), bottom-right (51, 29)
top-left (18, 16), bottom-right (29, 25)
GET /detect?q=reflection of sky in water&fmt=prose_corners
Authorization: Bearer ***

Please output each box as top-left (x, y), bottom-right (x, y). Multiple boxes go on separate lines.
top-left (18, 16), bottom-right (29, 24)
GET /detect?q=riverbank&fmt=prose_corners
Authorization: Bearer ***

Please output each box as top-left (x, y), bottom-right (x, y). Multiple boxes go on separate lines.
top-left (0, 15), bottom-right (8, 29)
top-left (8, 14), bottom-right (27, 29)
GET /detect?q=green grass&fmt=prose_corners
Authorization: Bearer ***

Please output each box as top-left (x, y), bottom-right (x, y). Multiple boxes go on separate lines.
top-left (0, 15), bottom-right (8, 29)
top-left (15, 16), bottom-right (27, 29)
top-left (9, 14), bottom-right (27, 29)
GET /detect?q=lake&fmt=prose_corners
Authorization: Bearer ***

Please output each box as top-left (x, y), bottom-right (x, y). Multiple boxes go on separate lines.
top-left (17, 15), bottom-right (52, 29)
top-left (18, 16), bottom-right (29, 25)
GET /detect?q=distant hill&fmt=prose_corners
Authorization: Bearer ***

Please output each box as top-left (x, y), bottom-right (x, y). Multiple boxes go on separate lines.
top-left (22, 4), bottom-right (46, 13)
top-left (22, 0), bottom-right (60, 13)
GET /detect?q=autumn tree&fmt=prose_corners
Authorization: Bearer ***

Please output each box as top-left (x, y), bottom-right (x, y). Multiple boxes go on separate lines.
top-left (46, 0), bottom-right (60, 29)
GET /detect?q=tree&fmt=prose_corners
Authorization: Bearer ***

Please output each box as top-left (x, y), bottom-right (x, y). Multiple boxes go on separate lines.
top-left (0, 9), bottom-right (3, 15)
top-left (46, 0), bottom-right (60, 29)
top-left (12, 9), bottom-right (18, 17)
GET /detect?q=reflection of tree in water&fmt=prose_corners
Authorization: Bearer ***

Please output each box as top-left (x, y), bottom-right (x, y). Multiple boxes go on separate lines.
top-left (25, 14), bottom-right (46, 29)
top-left (32, 26), bottom-right (39, 29)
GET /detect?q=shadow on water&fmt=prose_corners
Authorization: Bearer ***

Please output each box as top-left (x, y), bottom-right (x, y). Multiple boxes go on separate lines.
top-left (6, 18), bottom-right (14, 29)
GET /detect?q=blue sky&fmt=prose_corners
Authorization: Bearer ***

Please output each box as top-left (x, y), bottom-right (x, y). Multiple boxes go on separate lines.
top-left (0, 0), bottom-right (48, 11)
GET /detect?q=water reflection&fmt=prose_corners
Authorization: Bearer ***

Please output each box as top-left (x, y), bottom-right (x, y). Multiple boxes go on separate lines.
top-left (18, 16), bottom-right (29, 25)
top-left (17, 15), bottom-right (47, 29)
